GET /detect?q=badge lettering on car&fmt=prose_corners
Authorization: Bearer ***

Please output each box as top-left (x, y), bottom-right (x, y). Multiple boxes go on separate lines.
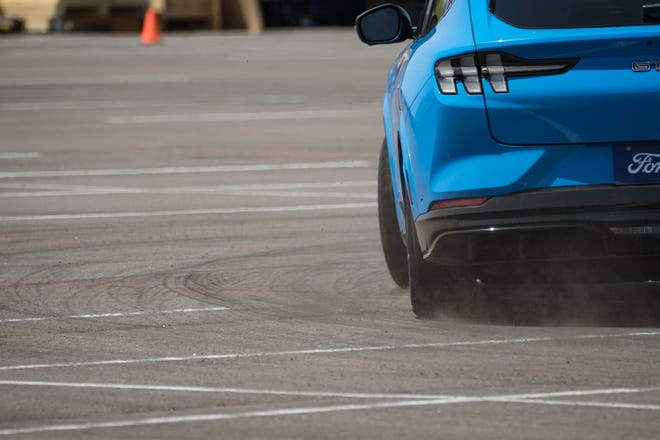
top-left (614, 144), bottom-right (660, 185)
top-left (627, 152), bottom-right (660, 175)
top-left (632, 60), bottom-right (660, 72)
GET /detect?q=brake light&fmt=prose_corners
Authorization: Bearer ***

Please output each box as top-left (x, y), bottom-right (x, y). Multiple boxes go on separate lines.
top-left (435, 53), bottom-right (579, 95)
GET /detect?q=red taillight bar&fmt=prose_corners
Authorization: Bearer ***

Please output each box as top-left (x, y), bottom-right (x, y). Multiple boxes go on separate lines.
top-left (429, 196), bottom-right (491, 211)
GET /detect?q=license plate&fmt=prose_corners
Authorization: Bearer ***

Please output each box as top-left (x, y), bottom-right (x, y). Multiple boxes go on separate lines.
top-left (614, 143), bottom-right (660, 185)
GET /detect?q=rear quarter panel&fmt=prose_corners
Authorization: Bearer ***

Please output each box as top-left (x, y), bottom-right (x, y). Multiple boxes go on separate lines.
top-left (394, 0), bottom-right (478, 220)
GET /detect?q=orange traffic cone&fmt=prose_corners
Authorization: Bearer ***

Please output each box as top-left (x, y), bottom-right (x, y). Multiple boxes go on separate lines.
top-left (141, 9), bottom-right (160, 44)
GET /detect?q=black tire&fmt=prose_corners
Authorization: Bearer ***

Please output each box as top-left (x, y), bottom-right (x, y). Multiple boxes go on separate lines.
top-left (403, 190), bottom-right (440, 318)
top-left (403, 185), bottom-right (470, 318)
top-left (378, 139), bottom-right (409, 288)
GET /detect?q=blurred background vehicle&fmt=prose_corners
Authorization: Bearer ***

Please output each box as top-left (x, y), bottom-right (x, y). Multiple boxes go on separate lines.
top-left (0, 3), bottom-right (24, 32)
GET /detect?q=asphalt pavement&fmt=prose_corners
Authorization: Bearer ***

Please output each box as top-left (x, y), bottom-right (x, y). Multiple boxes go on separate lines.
top-left (1, 30), bottom-right (660, 439)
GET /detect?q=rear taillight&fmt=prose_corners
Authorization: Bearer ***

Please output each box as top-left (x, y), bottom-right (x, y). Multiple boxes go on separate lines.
top-left (435, 53), bottom-right (579, 95)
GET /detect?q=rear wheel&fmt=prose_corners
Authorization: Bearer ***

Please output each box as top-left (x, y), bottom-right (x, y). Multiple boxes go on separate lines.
top-left (378, 139), bottom-right (409, 288)
top-left (403, 187), bottom-right (470, 318)
top-left (404, 192), bottom-right (440, 318)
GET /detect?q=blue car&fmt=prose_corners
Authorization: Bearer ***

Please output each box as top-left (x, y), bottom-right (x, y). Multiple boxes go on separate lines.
top-left (356, 0), bottom-right (660, 317)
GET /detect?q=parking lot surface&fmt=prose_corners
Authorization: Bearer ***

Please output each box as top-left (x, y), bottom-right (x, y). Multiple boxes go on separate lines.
top-left (1, 30), bottom-right (660, 439)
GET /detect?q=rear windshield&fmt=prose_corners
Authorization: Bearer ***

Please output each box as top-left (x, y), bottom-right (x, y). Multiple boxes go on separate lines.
top-left (492, 0), bottom-right (660, 29)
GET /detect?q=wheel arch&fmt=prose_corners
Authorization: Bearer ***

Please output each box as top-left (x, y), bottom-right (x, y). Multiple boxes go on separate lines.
top-left (397, 110), bottom-right (420, 222)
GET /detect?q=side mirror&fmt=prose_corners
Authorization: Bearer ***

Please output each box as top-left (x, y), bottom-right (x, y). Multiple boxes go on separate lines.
top-left (356, 4), bottom-right (413, 46)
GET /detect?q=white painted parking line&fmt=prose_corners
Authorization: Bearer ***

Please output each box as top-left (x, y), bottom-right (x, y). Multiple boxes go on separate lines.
top-left (0, 400), bottom-right (465, 436)
top-left (0, 181), bottom-right (376, 198)
top-left (3, 381), bottom-right (658, 403)
top-left (108, 109), bottom-right (370, 125)
top-left (503, 398), bottom-right (660, 411)
top-left (0, 74), bottom-right (191, 87)
top-left (0, 381), bottom-right (451, 400)
top-left (0, 189), bottom-right (374, 200)
top-left (0, 183), bottom-right (131, 192)
top-left (0, 202), bottom-right (377, 222)
top-left (0, 153), bottom-right (41, 160)
top-left (0, 190), bottom-right (374, 200)
top-left (0, 101), bottom-right (193, 112)
top-left (0, 99), bottom-right (305, 112)
top-left (227, 190), bottom-right (375, 199)
top-left (0, 161), bottom-right (372, 179)
top-left (0, 331), bottom-right (657, 372)
top-left (488, 386), bottom-right (660, 400)
top-left (0, 385), bottom-right (658, 436)
top-left (0, 183), bottom-right (134, 197)
top-left (0, 307), bottom-right (229, 323)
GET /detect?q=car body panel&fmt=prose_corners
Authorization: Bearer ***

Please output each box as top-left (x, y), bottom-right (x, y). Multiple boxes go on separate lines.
top-left (472, 0), bottom-right (660, 145)
top-left (385, 0), bottom-right (479, 223)
top-left (387, 0), bottom-right (660, 223)
top-left (362, 0), bottom-right (660, 284)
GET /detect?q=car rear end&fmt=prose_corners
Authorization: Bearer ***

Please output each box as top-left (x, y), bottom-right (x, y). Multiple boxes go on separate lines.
top-left (416, 0), bottom-right (660, 283)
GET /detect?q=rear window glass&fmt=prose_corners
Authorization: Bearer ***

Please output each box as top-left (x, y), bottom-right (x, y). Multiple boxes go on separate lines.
top-left (492, 0), bottom-right (660, 29)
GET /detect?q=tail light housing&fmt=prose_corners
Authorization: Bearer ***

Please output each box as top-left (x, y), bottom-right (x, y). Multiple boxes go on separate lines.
top-left (430, 196), bottom-right (491, 211)
top-left (435, 52), bottom-right (579, 95)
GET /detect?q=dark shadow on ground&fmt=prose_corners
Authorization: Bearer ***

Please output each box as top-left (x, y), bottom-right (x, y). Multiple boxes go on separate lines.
top-left (441, 282), bottom-right (660, 327)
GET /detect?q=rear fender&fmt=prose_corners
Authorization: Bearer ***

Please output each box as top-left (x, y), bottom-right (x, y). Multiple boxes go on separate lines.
top-left (383, 103), bottom-right (406, 235)
top-left (398, 110), bottom-right (420, 221)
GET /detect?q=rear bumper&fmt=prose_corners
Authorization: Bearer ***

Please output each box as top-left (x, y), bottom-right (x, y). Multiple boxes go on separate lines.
top-left (416, 185), bottom-right (660, 282)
